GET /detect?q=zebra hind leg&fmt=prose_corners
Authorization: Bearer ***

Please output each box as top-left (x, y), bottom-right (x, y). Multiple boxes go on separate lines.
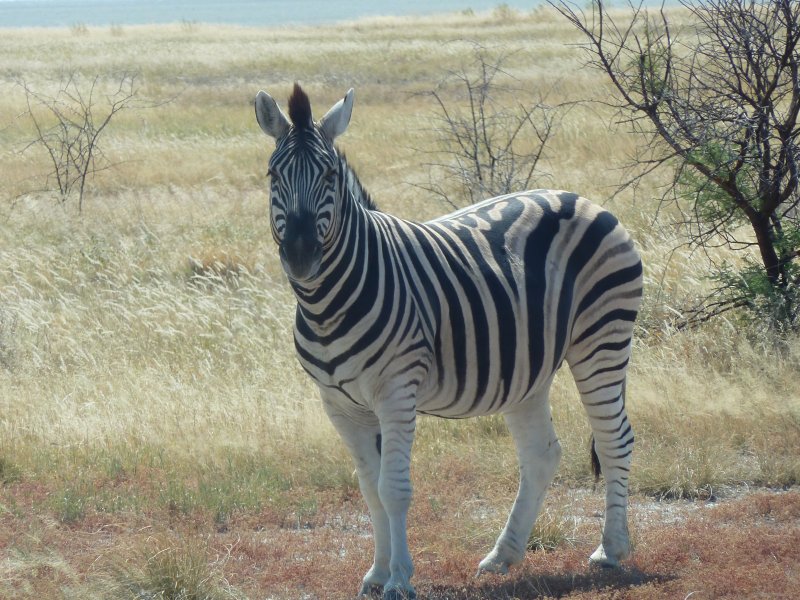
top-left (569, 353), bottom-right (634, 568)
top-left (478, 392), bottom-right (561, 575)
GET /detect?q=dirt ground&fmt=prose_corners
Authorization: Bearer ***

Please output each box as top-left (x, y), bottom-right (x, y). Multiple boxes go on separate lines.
top-left (2, 486), bottom-right (798, 599)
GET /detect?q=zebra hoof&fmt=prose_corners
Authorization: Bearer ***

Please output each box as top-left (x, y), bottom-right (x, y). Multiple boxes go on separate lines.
top-left (358, 582), bottom-right (383, 598)
top-left (589, 544), bottom-right (620, 569)
top-left (476, 563), bottom-right (509, 576)
top-left (477, 550), bottom-right (511, 575)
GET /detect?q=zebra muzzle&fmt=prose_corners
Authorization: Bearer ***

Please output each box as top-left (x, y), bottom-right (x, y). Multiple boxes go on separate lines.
top-left (279, 226), bottom-right (322, 281)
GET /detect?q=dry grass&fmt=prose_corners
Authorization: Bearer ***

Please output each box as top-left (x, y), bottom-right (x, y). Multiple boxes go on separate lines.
top-left (1, 5), bottom-right (799, 599)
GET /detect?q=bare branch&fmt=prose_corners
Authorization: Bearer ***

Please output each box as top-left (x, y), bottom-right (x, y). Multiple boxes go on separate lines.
top-left (16, 72), bottom-right (141, 212)
top-left (555, 0), bottom-right (800, 330)
top-left (414, 44), bottom-right (563, 208)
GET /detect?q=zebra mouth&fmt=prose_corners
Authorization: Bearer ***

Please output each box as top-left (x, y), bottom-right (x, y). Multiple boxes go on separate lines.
top-left (279, 240), bottom-right (323, 282)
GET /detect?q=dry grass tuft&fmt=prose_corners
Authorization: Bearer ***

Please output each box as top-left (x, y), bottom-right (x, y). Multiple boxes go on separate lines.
top-left (103, 534), bottom-right (245, 600)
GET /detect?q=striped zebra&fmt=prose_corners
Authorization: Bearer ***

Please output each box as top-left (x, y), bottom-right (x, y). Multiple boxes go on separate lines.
top-left (254, 84), bottom-right (642, 600)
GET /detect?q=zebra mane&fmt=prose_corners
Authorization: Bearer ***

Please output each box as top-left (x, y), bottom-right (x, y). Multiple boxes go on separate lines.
top-left (288, 83), bottom-right (313, 130)
top-left (340, 151), bottom-right (379, 212)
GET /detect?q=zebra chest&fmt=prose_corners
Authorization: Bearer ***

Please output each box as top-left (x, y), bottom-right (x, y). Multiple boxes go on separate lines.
top-left (292, 326), bottom-right (377, 402)
top-left (292, 311), bottom-right (435, 411)
top-left (299, 356), bottom-right (382, 411)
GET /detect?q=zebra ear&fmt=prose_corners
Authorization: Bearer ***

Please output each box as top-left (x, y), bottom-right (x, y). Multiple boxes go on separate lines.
top-left (319, 88), bottom-right (354, 141)
top-left (255, 90), bottom-right (290, 139)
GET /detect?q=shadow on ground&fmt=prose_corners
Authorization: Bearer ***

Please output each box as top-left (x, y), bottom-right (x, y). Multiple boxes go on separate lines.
top-left (419, 567), bottom-right (670, 599)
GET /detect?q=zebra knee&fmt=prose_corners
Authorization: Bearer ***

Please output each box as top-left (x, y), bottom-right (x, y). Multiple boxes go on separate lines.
top-left (527, 436), bottom-right (561, 482)
top-left (547, 437), bottom-right (562, 467)
top-left (378, 476), bottom-right (412, 515)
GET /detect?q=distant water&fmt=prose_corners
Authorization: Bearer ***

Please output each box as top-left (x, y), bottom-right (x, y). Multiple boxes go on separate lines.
top-left (0, 0), bottom-right (552, 28)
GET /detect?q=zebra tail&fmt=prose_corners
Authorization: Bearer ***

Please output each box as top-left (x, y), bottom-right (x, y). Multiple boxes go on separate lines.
top-left (590, 435), bottom-right (601, 482)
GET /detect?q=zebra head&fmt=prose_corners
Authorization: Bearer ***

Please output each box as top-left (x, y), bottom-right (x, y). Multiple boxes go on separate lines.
top-left (255, 83), bottom-right (354, 282)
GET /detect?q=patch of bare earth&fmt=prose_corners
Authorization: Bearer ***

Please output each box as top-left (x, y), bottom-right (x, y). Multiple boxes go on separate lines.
top-left (2, 485), bottom-right (799, 599)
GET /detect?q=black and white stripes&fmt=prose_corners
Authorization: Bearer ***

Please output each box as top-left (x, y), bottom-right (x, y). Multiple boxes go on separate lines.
top-left (255, 84), bottom-right (643, 600)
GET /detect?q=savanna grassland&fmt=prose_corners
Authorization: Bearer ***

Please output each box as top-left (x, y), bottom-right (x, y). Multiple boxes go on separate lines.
top-left (1, 5), bottom-right (799, 599)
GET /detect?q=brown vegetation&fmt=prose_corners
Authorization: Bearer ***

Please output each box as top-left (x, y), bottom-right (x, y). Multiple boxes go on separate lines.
top-left (2, 481), bottom-right (798, 598)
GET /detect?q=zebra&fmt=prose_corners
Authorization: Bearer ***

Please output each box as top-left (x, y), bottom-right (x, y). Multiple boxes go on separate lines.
top-left (254, 83), bottom-right (642, 600)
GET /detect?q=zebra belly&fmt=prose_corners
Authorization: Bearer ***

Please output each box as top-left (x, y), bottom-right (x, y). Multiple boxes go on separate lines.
top-left (296, 318), bottom-right (544, 419)
top-left (304, 356), bottom-right (544, 420)
top-left (412, 325), bottom-right (557, 419)
top-left (415, 382), bottom-right (543, 419)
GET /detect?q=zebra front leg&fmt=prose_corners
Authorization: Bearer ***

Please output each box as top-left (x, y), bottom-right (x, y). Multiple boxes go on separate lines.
top-left (478, 393), bottom-right (561, 575)
top-left (323, 403), bottom-right (391, 596)
top-left (375, 400), bottom-right (417, 600)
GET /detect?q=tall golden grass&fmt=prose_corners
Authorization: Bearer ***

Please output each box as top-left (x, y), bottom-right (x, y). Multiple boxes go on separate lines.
top-left (0, 5), bottom-right (798, 598)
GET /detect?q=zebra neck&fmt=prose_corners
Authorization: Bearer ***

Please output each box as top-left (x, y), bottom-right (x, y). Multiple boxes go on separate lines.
top-left (291, 181), bottom-right (383, 328)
